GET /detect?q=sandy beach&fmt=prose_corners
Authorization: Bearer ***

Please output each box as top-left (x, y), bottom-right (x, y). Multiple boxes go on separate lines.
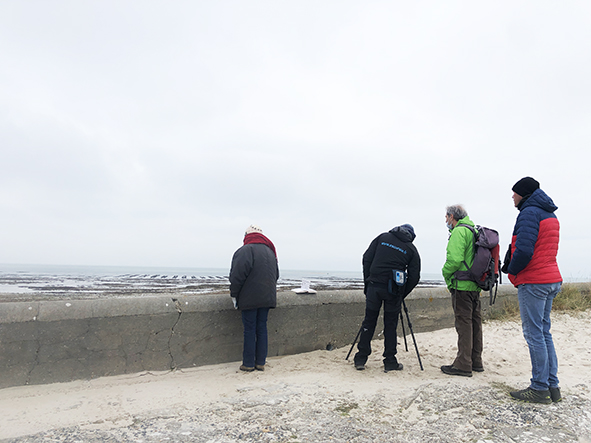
top-left (1, 310), bottom-right (590, 442)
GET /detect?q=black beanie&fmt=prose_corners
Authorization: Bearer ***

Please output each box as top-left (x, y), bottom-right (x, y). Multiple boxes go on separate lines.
top-left (400, 223), bottom-right (415, 237)
top-left (512, 177), bottom-right (540, 197)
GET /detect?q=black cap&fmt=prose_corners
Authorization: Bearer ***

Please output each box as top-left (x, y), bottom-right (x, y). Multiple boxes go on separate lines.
top-left (512, 177), bottom-right (540, 197)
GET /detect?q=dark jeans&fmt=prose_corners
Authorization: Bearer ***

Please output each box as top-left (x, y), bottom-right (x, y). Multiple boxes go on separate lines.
top-left (451, 289), bottom-right (483, 372)
top-left (354, 284), bottom-right (402, 366)
top-left (241, 307), bottom-right (270, 367)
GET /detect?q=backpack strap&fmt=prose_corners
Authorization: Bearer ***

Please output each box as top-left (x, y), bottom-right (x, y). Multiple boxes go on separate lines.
top-left (456, 223), bottom-right (477, 238)
top-left (456, 224), bottom-right (477, 275)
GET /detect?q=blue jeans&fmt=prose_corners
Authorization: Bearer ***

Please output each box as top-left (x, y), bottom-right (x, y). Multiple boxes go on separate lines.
top-left (518, 282), bottom-right (561, 391)
top-left (241, 308), bottom-right (270, 367)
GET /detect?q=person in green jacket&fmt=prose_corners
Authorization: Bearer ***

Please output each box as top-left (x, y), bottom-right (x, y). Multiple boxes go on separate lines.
top-left (441, 204), bottom-right (483, 377)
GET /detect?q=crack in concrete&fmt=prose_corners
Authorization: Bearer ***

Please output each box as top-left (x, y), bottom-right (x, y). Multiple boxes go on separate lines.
top-left (23, 317), bottom-right (43, 385)
top-left (25, 337), bottom-right (41, 386)
top-left (167, 298), bottom-right (183, 370)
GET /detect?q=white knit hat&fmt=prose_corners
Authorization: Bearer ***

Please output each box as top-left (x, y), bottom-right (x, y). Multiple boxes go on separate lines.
top-left (245, 224), bottom-right (263, 235)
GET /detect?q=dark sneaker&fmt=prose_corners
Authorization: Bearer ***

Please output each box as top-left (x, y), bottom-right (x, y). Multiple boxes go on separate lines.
top-left (550, 387), bottom-right (562, 403)
top-left (384, 363), bottom-right (403, 372)
top-left (354, 357), bottom-right (366, 370)
top-left (510, 387), bottom-right (552, 404)
top-left (441, 365), bottom-right (472, 377)
top-left (472, 366), bottom-right (484, 373)
top-left (240, 365), bottom-right (255, 372)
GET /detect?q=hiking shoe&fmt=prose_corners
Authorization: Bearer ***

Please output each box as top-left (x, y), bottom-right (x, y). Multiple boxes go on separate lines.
top-left (384, 363), bottom-right (403, 372)
top-left (355, 363), bottom-right (365, 371)
top-left (510, 387), bottom-right (552, 404)
top-left (472, 366), bottom-right (484, 373)
top-left (441, 365), bottom-right (472, 377)
top-left (255, 364), bottom-right (265, 371)
top-left (550, 387), bottom-right (562, 403)
top-left (240, 365), bottom-right (255, 372)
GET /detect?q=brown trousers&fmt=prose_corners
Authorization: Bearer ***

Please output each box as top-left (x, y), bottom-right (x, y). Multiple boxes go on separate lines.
top-left (451, 289), bottom-right (483, 372)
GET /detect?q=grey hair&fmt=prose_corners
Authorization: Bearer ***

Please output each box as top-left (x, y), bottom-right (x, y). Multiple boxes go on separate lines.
top-left (446, 204), bottom-right (468, 221)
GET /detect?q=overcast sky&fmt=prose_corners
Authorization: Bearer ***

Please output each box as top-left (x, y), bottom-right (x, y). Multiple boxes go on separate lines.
top-left (1, 1), bottom-right (590, 279)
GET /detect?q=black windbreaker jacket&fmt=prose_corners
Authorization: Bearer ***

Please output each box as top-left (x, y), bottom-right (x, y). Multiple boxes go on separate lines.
top-left (362, 226), bottom-right (421, 297)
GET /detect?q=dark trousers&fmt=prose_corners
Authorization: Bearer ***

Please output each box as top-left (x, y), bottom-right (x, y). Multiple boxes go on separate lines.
top-left (241, 307), bottom-right (270, 367)
top-left (354, 284), bottom-right (402, 366)
top-left (451, 289), bottom-right (483, 372)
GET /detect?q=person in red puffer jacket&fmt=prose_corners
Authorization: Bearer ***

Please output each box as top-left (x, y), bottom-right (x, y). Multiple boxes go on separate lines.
top-left (505, 177), bottom-right (563, 405)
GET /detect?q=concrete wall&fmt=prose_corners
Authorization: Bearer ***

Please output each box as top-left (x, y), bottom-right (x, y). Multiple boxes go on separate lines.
top-left (0, 286), bottom-right (518, 389)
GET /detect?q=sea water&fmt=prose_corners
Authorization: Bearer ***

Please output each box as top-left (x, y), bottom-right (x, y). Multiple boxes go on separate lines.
top-left (0, 263), bottom-right (444, 296)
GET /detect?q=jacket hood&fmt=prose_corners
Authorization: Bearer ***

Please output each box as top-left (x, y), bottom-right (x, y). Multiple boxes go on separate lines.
top-left (390, 225), bottom-right (416, 242)
top-left (520, 189), bottom-right (558, 213)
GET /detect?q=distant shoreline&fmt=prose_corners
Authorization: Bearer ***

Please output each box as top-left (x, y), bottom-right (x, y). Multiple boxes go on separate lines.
top-left (0, 266), bottom-right (445, 302)
top-left (0, 263), bottom-right (443, 280)
top-left (2, 264), bottom-right (587, 303)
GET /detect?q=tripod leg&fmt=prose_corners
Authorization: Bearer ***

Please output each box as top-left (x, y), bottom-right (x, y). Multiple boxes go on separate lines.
top-left (402, 299), bottom-right (424, 371)
top-left (399, 311), bottom-right (408, 352)
top-left (345, 326), bottom-right (363, 361)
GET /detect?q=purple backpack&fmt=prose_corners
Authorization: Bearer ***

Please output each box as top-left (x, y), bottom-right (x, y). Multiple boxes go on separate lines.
top-left (454, 224), bottom-right (501, 305)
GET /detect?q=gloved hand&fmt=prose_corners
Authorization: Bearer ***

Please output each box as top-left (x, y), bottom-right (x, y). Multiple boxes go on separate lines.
top-left (501, 244), bottom-right (511, 274)
top-left (231, 297), bottom-right (238, 309)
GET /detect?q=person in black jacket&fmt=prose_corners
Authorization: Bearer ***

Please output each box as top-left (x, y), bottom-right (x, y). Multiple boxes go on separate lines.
top-left (354, 224), bottom-right (421, 372)
top-left (229, 225), bottom-right (279, 372)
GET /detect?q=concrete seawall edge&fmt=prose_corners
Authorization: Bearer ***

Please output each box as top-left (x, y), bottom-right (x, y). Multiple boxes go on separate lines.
top-left (0, 286), bottom-right (519, 389)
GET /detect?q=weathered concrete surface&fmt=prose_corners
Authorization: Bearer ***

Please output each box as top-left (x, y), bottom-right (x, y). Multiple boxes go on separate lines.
top-left (0, 285), bottom-right (518, 389)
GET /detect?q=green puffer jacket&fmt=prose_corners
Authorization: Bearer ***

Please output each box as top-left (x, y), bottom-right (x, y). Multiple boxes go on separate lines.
top-left (441, 216), bottom-right (481, 292)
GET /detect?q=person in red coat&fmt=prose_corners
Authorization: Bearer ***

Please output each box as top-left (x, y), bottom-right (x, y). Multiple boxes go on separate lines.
top-left (505, 177), bottom-right (562, 404)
